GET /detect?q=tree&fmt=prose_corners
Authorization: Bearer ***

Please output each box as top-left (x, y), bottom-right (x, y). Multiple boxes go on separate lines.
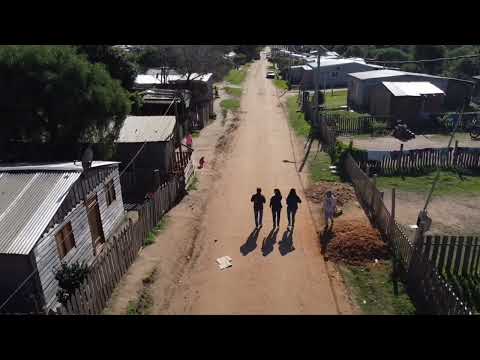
top-left (76, 45), bottom-right (138, 90)
top-left (0, 45), bottom-right (131, 146)
top-left (373, 47), bottom-right (409, 62)
top-left (343, 45), bottom-right (366, 58)
top-left (443, 45), bottom-right (480, 79)
top-left (413, 45), bottom-right (447, 74)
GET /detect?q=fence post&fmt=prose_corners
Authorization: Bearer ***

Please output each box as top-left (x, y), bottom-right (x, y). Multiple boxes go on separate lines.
top-left (390, 188), bottom-right (399, 295)
top-left (399, 143), bottom-right (404, 174)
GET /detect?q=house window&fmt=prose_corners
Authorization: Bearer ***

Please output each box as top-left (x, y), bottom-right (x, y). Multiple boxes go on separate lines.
top-left (105, 179), bottom-right (116, 206)
top-left (55, 222), bottom-right (76, 260)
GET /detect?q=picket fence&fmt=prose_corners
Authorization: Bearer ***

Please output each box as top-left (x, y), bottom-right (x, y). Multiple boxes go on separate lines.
top-left (55, 178), bottom-right (182, 315)
top-left (344, 154), bottom-right (473, 315)
top-left (358, 146), bottom-right (480, 176)
top-left (323, 113), bottom-right (390, 136)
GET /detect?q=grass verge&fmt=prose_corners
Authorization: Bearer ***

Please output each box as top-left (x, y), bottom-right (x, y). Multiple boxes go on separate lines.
top-left (273, 79), bottom-right (288, 90)
top-left (143, 216), bottom-right (169, 247)
top-left (126, 268), bottom-right (157, 315)
top-left (377, 170), bottom-right (480, 196)
top-left (192, 131), bottom-right (200, 138)
top-left (224, 86), bottom-right (242, 97)
top-left (220, 99), bottom-right (240, 112)
top-left (225, 68), bottom-right (248, 85)
top-left (324, 90), bottom-right (347, 109)
top-left (287, 95), bottom-right (311, 137)
top-left (309, 151), bottom-right (340, 182)
top-left (339, 261), bottom-right (416, 315)
top-left (187, 175), bottom-right (199, 191)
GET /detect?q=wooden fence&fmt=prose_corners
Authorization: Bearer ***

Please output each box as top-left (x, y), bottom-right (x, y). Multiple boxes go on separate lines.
top-left (323, 113), bottom-right (390, 136)
top-left (344, 154), bottom-right (473, 315)
top-left (56, 178), bottom-right (181, 315)
top-left (419, 235), bottom-right (480, 276)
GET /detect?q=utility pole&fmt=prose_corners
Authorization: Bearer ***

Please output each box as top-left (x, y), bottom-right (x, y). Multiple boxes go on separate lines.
top-left (314, 46), bottom-right (321, 125)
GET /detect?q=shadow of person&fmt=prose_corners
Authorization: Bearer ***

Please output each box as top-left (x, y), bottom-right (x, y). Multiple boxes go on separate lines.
top-left (262, 228), bottom-right (279, 256)
top-left (278, 229), bottom-right (295, 256)
top-left (320, 228), bottom-right (335, 256)
top-left (240, 228), bottom-right (260, 256)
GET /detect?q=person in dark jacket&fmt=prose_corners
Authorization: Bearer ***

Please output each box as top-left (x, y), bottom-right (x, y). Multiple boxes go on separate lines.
top-left (269, 189), bottom-right (282, 228)
top-left (286, 188), bottom-right (302, 228)
top-left (251, 188), bottom-right (266, 228)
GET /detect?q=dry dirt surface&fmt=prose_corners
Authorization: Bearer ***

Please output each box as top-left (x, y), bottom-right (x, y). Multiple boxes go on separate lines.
top-left (305, 182), bottom-right (356, 207)
top-left (381, 191), bottom-right (480, 235)
top-left (106, 50), bottom-right (356, 315)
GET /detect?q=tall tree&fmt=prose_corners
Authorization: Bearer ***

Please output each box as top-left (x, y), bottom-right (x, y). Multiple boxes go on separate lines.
top-left (373, 47), bottom-right (409, 62)
top-left (0, 45), bottom-right (131, 146)
top-left (76, 45), bottom-right (138, 90)
top-left (413, 45), bottom-right (447, 74)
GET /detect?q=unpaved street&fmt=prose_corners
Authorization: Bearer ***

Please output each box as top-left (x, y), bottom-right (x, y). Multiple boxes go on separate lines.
top-left (107, 51), bottom-right (354, 315)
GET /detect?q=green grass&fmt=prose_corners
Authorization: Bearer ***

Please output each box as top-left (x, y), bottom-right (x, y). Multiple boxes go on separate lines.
top-left (443, 274), bottom-right (480, 314)
top-left (224, 86), bottom-right (242, 97)
top-left (143, 216), bottom-right (169, 247)
top-left (324, 90), bottom-right (347, 109)
top-left (225, 68), bottom-right (248, 85)
top-left (192, 131), bottom-right (200, 138)
top-left (268, 65), bottom-right (275, 71)
top-left (273, 79), bottom-right (288, 90)
top-left (309, 151), bottom-right (340, 182)
top-left (187, 175), bottom-right (199, 191)
top-left (287, 95), bottom-right (311, 137)
top-left (220, 99), bottom-right (240, 111)
top-left (377, 170), bottom-right (480, 196)
top-left (340, 261), bottom-right (416, 315)
top-left (126, 268), bottom-right (157, 315)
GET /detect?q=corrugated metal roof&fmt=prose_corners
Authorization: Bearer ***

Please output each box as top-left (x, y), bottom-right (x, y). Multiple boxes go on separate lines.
top-left (0, 161), bottom-right (118, 172)
top-left (0, 171), bottom-right (81, 255)
top-left (307, 57), bottom-right (370, 68)
top-left (135, 74), bottom-right (161, 85)
top-left (116, 116), bottom-right (176, 143)
top-left (349, 69), bottom-right (406, 80)
top-left (382, 82), bottom-right (445, 97)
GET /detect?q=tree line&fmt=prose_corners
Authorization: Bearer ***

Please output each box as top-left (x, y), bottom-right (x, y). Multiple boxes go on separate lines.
top-left (324, 45), bottom-right (480, 80)
top-left (0, 45), bottom-right (261, 159)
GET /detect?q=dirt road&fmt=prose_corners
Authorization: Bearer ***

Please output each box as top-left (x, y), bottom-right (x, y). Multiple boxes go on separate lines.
top-left (107, 51), bottom-right (354, 315)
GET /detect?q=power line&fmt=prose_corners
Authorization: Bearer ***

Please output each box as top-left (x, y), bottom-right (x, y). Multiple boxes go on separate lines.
top-left (366, 53), bottom-right (480, 64)
top-left (0, 96), bottom-right (181, 313)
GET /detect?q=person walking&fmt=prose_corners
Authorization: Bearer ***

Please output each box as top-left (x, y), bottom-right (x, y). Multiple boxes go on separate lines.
top-left (324, 191), bottom-right (337, 229)
top-left (251, 188), bottom-right (266, 229)
top-left (286, 188), bottom-right (302, 229)
top-left (186, 133), bottom-right (193, 149)
top-left (269, 189), bottom-right (282, 228)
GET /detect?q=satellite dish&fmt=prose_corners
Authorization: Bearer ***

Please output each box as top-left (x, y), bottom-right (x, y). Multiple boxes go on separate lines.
top-left (81, 146), bottom-right (94, 171)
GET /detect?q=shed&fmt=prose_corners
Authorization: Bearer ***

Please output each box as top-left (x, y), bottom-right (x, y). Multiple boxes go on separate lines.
top-left (0, 161), bottom-right (125, 313)
top-left (347, 69), bottom-right (473, 112)
top-left (114, 116), bottom-right (177, 202)
top-left (369, 82), bottom-right (445, 127)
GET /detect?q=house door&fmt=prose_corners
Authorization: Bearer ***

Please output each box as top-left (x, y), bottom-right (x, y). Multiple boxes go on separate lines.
top-left (86, 195), bottom-right (105, 255)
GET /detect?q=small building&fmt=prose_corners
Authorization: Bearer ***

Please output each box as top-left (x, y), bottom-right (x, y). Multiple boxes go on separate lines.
top-left (348, 69), bottom-right (474, 112)
top-left (115, 115), bottom-right (177, 203)
top-left (472, 75), bottom-right (480, 104)
top-left (0, 161), bottom-right (125, 313)
top-left (369, 82), bottom-right (446, 127)
top-left (133, 74), bottom-right (162, 90)
top-left (297, 58), bottom-right (383, 89)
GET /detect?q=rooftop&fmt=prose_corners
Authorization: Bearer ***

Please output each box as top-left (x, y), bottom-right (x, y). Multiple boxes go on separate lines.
top-left (116, 116), bottom-right (176, 143)
top-left (135, 74), bottom-right (161, 85)
top-left (382, 82), bottom-right (445, 97)
top-left (0, 161), bottom-right (119, 255)
top-left (348, 69), bottom-right (407, 80)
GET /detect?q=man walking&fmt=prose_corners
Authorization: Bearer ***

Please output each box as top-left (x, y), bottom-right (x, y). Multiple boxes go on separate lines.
top-left (251, 188), bottom-right (266, 229)
top-left (269, 189), bottom-right (282, 228)
top-left (324, 191), bottom-right (337, 229)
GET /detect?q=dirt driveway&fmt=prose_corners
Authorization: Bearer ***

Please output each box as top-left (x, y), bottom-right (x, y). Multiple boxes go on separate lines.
top-left (106, 50), bottom-right (354, 315)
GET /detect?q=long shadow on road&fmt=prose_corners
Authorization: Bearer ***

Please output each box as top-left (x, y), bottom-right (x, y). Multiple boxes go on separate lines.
top-left (262, 228), bottom-right (280, 256)
top-left (279, 229), bottom-right (295, 256)
top-left (240, 228), bottom-right (260, 256)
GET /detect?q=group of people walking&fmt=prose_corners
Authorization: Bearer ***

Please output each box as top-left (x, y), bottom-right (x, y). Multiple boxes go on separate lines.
top-left (251, 188), bottom-right (337, 230)
top-left (251, 188), bottom-right (302, 229)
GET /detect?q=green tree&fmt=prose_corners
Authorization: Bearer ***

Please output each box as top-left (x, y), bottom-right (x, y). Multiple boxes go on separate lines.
top-left (76, 45), bottom-right (138, 90)
top-left (54, 261), bottom-right (90, 305)
top-left (413, 45), bottom-right (447, 74)
top-left (343, 45), bottom-right (366, 58)
top-left (0, 45), bottom-right (131, 146)
top-left (374, 47), bottom-right (409, 62)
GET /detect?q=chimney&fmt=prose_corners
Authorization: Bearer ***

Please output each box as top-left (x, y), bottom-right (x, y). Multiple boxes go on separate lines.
top-left (81, 146), bottom-right (94, 172)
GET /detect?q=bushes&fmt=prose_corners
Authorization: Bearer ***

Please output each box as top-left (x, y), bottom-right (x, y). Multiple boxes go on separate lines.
top-left (330, 141), bottom-right (367, 181)
top-left (54, 261), bottom-right (90, 305)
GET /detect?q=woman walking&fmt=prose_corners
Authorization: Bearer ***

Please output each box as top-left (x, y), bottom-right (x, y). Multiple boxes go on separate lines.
top-left (269, 189), bottom-right (282, 228)
top-left (286, 188), bottom-right (302, 229)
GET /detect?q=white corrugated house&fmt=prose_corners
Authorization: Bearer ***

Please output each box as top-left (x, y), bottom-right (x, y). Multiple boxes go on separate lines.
top-left (0, 161), bottom-right (126, 313)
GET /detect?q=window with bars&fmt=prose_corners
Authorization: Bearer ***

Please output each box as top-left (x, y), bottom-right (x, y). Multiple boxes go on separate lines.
top-left (55, 222), bottom-right (76, 260)
top-left (105, 179), bottom-right (116, 206)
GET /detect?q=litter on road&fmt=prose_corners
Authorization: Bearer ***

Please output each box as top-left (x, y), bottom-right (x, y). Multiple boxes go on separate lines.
top-left (216, 256), bottom-right (233, 270)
